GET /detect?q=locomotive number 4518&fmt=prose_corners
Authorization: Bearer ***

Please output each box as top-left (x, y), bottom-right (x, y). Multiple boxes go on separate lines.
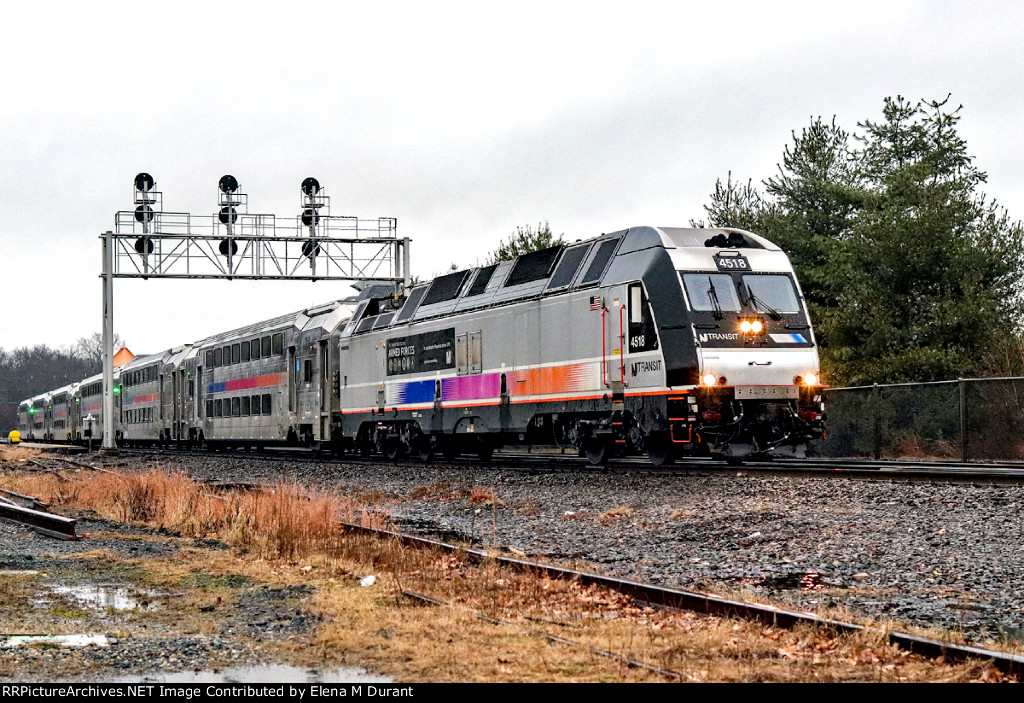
top-left (714, 255), bottom-right (750, 271)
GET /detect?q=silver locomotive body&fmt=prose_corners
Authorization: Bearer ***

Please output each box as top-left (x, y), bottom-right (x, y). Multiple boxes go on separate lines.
top-left (334, 226), bottom-right (824, 462)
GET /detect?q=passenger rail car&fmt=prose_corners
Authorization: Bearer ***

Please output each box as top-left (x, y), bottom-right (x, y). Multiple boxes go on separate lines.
top-left (19, 226), bottom-right (824, 463)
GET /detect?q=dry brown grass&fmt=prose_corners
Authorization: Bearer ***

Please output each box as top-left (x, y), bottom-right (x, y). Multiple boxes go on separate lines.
top-left (467, 488), bottom-right (497, 505)
top-left (518, 499), bottom-right (539, 516)
top-left (0, 466), bottom-right (371, 560)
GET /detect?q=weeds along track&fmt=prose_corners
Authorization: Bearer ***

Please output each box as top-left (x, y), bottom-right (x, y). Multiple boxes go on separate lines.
top-left (341, 521), bottom-right (1024, 677)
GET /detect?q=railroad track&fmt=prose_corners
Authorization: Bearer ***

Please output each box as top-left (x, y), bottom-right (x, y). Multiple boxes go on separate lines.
top-left (76, 443), bottom-right (1024, 484)
top-left (340, 520), bottom-right (1024, 677)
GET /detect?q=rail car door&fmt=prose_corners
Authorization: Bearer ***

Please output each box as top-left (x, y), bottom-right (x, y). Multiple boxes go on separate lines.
top-left (319, 340), bottom-right (329, 441)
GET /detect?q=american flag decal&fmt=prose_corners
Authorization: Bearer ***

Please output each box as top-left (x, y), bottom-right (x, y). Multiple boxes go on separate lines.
top-left (589, 295), bottom-right (603, 311)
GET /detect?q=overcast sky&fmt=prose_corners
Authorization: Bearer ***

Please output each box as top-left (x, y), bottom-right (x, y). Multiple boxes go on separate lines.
top-left (3, 1), bottom-right (1023, 354)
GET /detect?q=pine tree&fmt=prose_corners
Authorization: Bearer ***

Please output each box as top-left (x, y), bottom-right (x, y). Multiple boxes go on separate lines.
top-left (486, 222), bottom-right (564, 264)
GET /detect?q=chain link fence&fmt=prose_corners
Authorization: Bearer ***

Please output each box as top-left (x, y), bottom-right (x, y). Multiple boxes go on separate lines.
top-left (817, 377), bottom-right (1024, 461)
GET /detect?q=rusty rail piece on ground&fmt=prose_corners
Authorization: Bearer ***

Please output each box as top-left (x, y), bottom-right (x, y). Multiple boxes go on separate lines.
top-left (342, 521), bottom-right (1024, 678)
top-left (0, 488), bottom-right (47, 511)
top-left (401, 589), bottom-right (681, 679)
top-left (0, 499), bottom-right (78, 540)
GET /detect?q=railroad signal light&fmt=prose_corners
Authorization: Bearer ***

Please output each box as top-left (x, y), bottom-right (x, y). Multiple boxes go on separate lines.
top-left (134, 236), bottom-right (154, 254)
top-left (301, 177), bottom-right (321, 196)
top-left (218, 174), bottom-right (239, 194)
top-left (218, 206), bottom-right (238, 225)
top-left (134, 172), bottom-right (155, 193)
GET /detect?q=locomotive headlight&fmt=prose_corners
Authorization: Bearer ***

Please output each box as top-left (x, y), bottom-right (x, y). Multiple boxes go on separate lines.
top-left (701, 373), bottom-right (717, 387)
top-left (739, 320), bottom-right (753, 334)
top-left (751, 319), bottom-right (764, 334)
top-left (804, 372), bottom-right (819, 387)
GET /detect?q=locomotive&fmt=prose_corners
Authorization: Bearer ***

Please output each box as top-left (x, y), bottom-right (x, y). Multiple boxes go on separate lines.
top-left (19, 226), bottom-right (824, 464)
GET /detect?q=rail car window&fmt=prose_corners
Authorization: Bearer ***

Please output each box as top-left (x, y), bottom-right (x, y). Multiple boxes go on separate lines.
top-left (251, 395), bottom-right (261, 415)
top-left (261, 336), bottom-right (271, 358)
top-left (206, 350), bottom-right (214, 368)
top-left (214, 348), bottom-right (222, 367)
top-left (505, 246), bottom-right (563, 287)
top-left (395, 285), bottom-right (429, 323)
top-left (465, 265), bottom-right (497, 297)
top-left (546, 244), bottom-right (590, 290)
top-left (251, 339), bottom-right (260, 360)
top-left (422, 270), bottom-right (471, 306)
top-left (272, 333), bottom-right (283, 356)
top-left (303, 359), bottom-right (313, 383)
top-left (232, 397), bottom-right (240, 417)
top-left (241, 396), bottom-right (250, 416)
top-left (215, 399), bottom-right (223, 417)
top-left (740, 274), bottom-right (800, 314)
top-left (681, 273), bottom-right (741, 312)
top-left (206, 400), bottom-right (214, 418)
top-left (241, 343), bottom-right (250, 363)
top-left (261, 394), bottom-right (271, 415)
top-left (222, 346), bottom-right (232, 365)
top-left (231, 344), bottom-right (240, 364)
top-left (579, 238), bottom-right (620, 286)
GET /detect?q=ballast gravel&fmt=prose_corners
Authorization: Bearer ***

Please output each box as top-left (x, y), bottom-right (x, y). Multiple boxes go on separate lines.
top-left (150, 452), bottom-right (1024, 645)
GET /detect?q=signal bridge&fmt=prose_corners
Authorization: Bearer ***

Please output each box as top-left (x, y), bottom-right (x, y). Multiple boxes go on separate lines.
top-left (99, 173), bottom-right (411, 452)
top-left (111, 174), bottom-right (409, 282)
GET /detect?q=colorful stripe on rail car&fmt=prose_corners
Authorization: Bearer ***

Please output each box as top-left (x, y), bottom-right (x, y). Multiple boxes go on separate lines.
top-left (385, 362), bottom-right (598, 405)
top-left (206, 373), bottom-right (284, 394)
top-left (124, 393), bottom-right (160, 405)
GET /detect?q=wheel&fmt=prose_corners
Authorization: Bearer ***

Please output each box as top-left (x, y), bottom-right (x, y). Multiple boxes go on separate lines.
top-left (383, 439), bottom-right (402, 461)
top-left (583, 437), bottom-right (610, 465)
top-left (415, 437), bottom-right (434, 462)
top-left (645, 431), bottom-right (674, 467)
top-left (476, 441), bottom-right (494, 462)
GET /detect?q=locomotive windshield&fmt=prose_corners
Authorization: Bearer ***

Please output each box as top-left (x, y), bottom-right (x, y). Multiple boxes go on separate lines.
top-left (741, 274), bottom-right (800, 313)
top-left (681, 273), bottom-right (741, 312)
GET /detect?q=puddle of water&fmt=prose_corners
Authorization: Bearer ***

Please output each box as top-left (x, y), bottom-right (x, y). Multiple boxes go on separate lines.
top-left (112, 663), bottom-right (390, 683)
top-left (48, 585), bottom-right (160, 612)
top-left (4, 634), bottom-right (111, 648)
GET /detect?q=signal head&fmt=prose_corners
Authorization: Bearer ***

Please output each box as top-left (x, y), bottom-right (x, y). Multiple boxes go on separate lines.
top-left (218, 174), bottom-right (239, 194)
top-left (301, 177), bottom-right (321, 196)
top-left (134, 172), bottom-right (155, 192)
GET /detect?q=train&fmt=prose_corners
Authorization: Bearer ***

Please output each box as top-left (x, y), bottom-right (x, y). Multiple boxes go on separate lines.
top-left (17, 226), bottom-right (825, 464)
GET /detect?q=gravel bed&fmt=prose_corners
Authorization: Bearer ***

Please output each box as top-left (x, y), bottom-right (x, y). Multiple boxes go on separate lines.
top-left (139, 452), bottom-right (1024, 644)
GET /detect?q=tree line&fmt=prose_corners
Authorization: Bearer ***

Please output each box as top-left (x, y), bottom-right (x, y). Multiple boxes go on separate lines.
top-left (695, 95), bottom-right (1023, 386)
top-left (0, 333), bottom-right (121, 431)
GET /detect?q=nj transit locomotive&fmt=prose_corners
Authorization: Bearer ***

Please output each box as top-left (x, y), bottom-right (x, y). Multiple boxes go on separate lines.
top-left (18, 227), bottom-right (825, 463)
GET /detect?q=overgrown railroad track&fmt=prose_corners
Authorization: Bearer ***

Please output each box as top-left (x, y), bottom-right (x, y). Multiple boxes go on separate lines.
top-left (340, 520), bottom-right (1024, 677)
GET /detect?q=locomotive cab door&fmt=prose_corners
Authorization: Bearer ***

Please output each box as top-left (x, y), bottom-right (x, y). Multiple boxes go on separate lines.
top-left (319, 340), bottom-right (329, 440)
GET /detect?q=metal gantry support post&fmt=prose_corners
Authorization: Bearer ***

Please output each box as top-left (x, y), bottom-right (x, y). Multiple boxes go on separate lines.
top-left (101, 230), bottom-right (116, 453)
top-left (959, 377), bottom-right (968, 462)
top-left (871, 382), bottom-right (881, 461)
